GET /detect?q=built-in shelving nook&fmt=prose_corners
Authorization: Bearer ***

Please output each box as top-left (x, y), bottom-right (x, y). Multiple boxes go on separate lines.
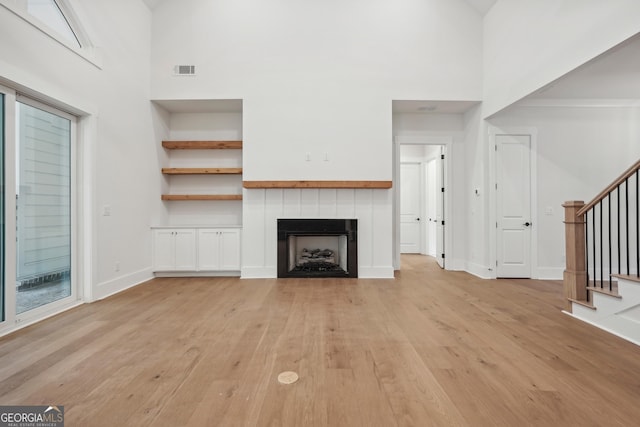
top-left (151, 100), bottom-right (243, 277)
top-left (161, 140), bottom-right (243, 201)
top-left (153, 99), bottom-right (244, 226)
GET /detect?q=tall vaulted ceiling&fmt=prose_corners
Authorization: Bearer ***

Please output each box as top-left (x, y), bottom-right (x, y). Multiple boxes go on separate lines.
top-left (141, 0), bottom-right (640, 107)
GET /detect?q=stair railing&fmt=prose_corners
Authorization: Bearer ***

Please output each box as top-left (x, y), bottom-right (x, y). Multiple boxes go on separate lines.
top-left (563, 159), bottom-right (640, 312)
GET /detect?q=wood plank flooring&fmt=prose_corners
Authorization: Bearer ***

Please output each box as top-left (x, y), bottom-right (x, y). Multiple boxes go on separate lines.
top-left (1, 255), bottom-right (640, 426)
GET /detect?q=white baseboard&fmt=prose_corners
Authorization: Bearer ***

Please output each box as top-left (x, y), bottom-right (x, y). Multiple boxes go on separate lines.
top-left (94, 267), bottom-right (154, 301)
top-left (465, 262), bottom-right (493, 279)
top-left (358, 266), bottom-right (395, 279)
top-left (241, 267), bottom-right (277, 279)
top-left (447, 258), bottom-right (466, 271)
top-left (563, 310), bottom-right (640, 347)
top-left (464, 264), bottom-right (564, 280)
top-left (536, 267), bottom-right (564, 280)
top-left (0, 301), bottom-right (84, 338)
top-left (154, 271), bottom-right (240, 278)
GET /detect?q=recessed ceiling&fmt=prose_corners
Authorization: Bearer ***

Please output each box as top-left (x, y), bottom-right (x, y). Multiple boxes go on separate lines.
top-left (393, 100), bottom-right (480, 114)
top-left (152, 99), bottom-right (243, 113)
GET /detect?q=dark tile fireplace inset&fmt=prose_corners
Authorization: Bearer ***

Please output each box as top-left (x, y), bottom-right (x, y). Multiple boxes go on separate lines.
top-left (277, 219), bottom-right (358, 278)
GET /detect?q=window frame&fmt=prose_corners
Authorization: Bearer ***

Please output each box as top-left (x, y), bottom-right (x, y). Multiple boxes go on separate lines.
top-left (15, 94), bottom-right (80, 322)
top-left (0, 92), bottom-right (4, 322)
top-left (0, 0), bottom-right (102, 69)
top-left (0, 85), bottom-right (83, 333)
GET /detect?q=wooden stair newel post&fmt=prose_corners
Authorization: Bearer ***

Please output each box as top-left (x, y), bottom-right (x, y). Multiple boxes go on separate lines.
top-left (563, 201), bottom-right (587, 312)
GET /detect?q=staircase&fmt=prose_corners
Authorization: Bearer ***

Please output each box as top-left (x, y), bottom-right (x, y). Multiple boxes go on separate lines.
top-left (564, 160), bottom-right (640, 345)
top-left (570, 275), bottom-right (640, 345)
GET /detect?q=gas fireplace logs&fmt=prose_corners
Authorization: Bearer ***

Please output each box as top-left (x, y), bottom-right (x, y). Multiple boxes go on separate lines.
top-left (297, 248), bottom-right (336, 266)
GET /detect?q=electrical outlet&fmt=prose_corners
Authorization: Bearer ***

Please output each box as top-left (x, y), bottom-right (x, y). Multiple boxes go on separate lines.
top-left (103, 205), bottom-right (111, 216)
top-left (115, 261), bottom-right (120, 272)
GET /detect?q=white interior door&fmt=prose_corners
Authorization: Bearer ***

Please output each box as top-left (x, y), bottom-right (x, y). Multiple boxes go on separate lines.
top-left (435, 151), bottom-right (445, 268)
top-left (400, 162), bottom-right (422, 253)
top-left (496, 134), bottom-right (532, 278)
top-left (426, 160), bottom-right (437, 257)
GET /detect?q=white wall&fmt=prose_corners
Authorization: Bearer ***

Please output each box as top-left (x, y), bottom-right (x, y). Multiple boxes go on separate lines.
top-left (489, 105), bottom-right (640, 278)
top-left (462, 105), bottom-right (490, 277)
top-left (400, 145), bottom-right (441, 163)
top-left (484, 0), bottom-right (640, 117)
top-left (151, 0), bottom-right (482, 180)
top-left (0, 0), bottom-right (159, 300)
top-left (150, 0), bottom-right (483, 277)
top-left (400, 144), bottom-right (426, 162)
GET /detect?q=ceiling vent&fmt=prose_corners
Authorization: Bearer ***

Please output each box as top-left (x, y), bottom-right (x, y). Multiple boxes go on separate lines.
top-left (174, 65), bottom-right (196, 76)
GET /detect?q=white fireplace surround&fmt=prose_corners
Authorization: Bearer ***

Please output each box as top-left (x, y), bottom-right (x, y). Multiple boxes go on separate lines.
top-left (241, 188), bottom-right (394, 278)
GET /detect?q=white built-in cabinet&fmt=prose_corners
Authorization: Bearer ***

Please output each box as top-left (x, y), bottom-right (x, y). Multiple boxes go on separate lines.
top-left (153, 229), bottom-right (197, 271)
top-left (197, 228), bottom-right (241, 271)
top-left (152, 227), bottom-right (241, 275)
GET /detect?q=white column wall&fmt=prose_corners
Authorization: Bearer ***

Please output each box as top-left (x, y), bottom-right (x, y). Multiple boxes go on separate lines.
top-left (462, 105), bottom-right (490, 277)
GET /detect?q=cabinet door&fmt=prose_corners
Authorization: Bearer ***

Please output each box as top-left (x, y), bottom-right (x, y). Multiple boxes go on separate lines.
top-left (219, 229), bottom-right (241, 270)
top-left (197, 229), bottom-right (221, 271)
top-left (153, 229), bottom-right (176, 271)
top-left (173, 229), bottom-right (197, 270)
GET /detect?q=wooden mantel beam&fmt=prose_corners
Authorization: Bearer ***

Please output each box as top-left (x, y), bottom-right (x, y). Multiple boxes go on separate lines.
top-left (242, 180), bottom-right (393, 189)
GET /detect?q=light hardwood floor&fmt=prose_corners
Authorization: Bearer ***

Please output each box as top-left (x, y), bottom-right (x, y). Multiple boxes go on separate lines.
top-left (1, 255), bottom-right (640, 426)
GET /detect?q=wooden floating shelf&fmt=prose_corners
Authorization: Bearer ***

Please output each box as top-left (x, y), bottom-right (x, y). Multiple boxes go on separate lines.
top-left (162, 141), bottom-right (243, 150)
top-left (242, 180), bottom-right (393, 189)
top-left (162, 168), bottom-right (243, 175)
top-left (161, 194), bottom-right (243, 201)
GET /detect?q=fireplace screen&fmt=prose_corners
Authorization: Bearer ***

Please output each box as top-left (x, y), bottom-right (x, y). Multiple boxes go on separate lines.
top-left (277, 219), bottom-right (357, 278)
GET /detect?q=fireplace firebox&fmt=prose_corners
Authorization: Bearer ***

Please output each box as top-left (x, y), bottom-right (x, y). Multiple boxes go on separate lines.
top-left (277, 219), bottom-right (358, 278)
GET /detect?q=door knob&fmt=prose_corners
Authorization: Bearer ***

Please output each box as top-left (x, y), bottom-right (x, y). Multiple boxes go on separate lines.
top-left (523, 222), bottom-right (532, 227)
top-left (416, 218), bottom-right (420, 221)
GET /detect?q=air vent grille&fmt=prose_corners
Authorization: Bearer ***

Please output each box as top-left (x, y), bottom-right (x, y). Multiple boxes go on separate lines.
top-left (174, 65), bottom-right (196, 76)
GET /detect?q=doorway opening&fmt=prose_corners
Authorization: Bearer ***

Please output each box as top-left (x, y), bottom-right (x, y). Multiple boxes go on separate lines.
top-left (399, 145), bottom-right (445, 265)
top-left (0, 85), bottom-right (81, 335)
top-left (393, 136), bottom-right (452, 271)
